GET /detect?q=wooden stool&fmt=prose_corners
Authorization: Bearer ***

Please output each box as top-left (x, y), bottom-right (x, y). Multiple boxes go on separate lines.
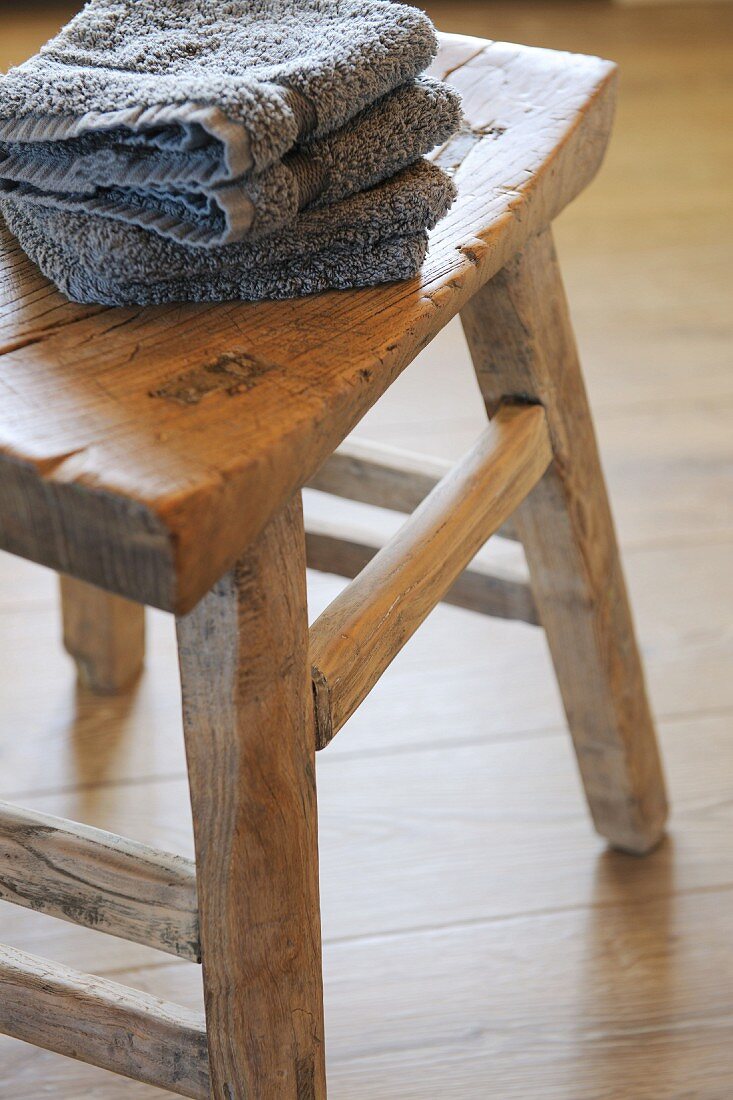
top-left (0, 33), bottom-right (667, 1100)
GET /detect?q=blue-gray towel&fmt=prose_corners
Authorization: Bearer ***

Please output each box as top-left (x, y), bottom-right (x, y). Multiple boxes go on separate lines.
top-left (0, 77), bottom-right (461, 246)
top-left (0, 0), bottom-right (461, 303)
top-left (0, 0), bottom-right (459, 245)
top-left (0, 0), bottom-right (438, 161)
top-left (0, 160), bottom-right (456, 305)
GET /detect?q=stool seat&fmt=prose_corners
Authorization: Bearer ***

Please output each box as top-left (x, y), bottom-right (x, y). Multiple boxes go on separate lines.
top-left (0, 33), bottom-right (615, 613)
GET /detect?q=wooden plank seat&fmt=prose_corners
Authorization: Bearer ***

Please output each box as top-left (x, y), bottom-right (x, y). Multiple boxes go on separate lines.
top-left (0, 32), bottom-right (669, 1100)
top-left (0, 34), bottom-right (617, 615)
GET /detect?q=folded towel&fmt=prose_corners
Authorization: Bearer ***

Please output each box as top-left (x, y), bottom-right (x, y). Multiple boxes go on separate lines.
top-left (0, 0), bottom-right (438, 177)
top-left (0, 1), bottom-right (460, 304)
top-left (0, 160), bottom-right (456, 305)
top-left (0, 77), bottom-right (461, 246)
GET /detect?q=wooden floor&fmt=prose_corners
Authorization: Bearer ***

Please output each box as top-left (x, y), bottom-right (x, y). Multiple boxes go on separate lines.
top-left (1, 2), bottom-right (732, 1096)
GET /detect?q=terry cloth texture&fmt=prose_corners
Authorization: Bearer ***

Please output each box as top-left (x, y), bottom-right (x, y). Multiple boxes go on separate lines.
top-left (0, 0), bottom-right (461, 302)
top-left (0, 160), bottom-right (456, 305)
top-left (0, 0), bottom-right (439, 164)
top-left (0, 77), bottom-right (462, 246)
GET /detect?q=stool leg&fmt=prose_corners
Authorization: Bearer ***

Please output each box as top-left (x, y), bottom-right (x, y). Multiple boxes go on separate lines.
top-left (176, 493), bottom-right (326, 1099)
top-left (461, 227), bottom-right (667, 855)
top-left (59, 575), bottom-right (145, 693)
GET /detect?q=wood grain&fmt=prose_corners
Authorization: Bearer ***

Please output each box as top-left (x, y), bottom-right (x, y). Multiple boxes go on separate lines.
top-left (305, 517), bottom-right (538, 625)
top-left (0, 800), bottom-right (199, 961)
top-left (310, 404), bottom-right (551, 747)
top-left (0, 943), bottom-right (209, 1098)
top-left (0, 533), bottom-right (728, 780)
top-left (461, 228), bottom-right (668, 854)
top-left (60, 574), bottom-right (145, 694)
top-left (309, 438), bottom-right (518, 541)
top-left (177, 494), bottom-right (326, 1099)
top-left (0, 2), bottom-right (730, 1095)
top-left (2, 711), bottom-right (732, 964)
top-left (0, 34), bottom-right (616, 613)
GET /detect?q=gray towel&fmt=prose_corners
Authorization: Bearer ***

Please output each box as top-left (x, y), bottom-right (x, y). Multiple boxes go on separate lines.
top-left (0, 0), bottom-right (438, 174)
top-left (0, 77), bottom-right (461, 246)
top-left (0, 159), bottom-right (456, 305)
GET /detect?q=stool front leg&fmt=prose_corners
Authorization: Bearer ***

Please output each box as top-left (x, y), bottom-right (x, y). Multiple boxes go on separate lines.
top-left (176, 493), bottom-right (326, 1099)
top-left (461, 227), bottom-right (667, 855)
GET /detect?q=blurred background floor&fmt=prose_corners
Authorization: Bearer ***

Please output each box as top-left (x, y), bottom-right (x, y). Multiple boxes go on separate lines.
top-left (0, 2), bottom-right (732, 1097)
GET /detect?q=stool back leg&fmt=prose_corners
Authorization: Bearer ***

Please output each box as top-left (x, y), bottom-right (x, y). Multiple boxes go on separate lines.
top-left (461, 227), bottom-right (667, 855)
top-left (176, 493), bottom-right (326, 1099)
top-left (59, 574), bottom-right (145, 694)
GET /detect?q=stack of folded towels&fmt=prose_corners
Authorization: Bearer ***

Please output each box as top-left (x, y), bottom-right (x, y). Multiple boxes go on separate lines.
top-left (0, 0), bottom-right (461, 305)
